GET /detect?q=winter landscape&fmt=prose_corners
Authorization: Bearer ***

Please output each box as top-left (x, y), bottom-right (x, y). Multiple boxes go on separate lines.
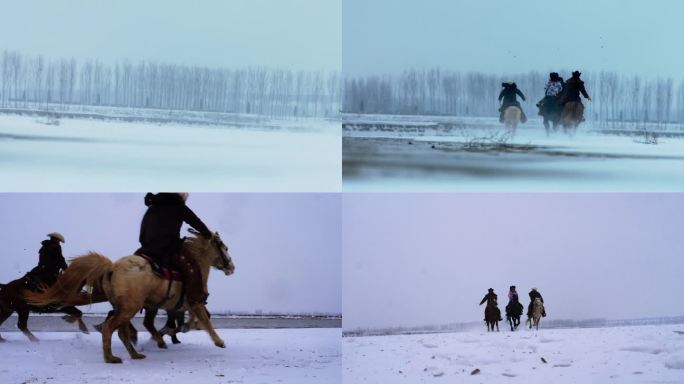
top-left (343, 323), bottom-right (684, 383)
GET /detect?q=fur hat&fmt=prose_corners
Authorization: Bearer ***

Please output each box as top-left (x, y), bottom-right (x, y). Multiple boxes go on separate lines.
top-left (177, 192), bottom-right (189, 202)
top-left (47, 232), bottom-right (65, 243)
top-left (510, 285), bottom-right (516, 290)
top-left (572, 71), bottom-right (581, 78)
top-left (531, 287), bottom-right (538, 291)
top-left (550, 72), bottom-right (559, 81)
top-left (488, 288), bottom-right (494, 292)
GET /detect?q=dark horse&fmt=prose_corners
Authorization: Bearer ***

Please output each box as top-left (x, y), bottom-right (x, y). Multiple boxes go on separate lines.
top-left (538, 97), bottom-right (562, 135)
top-left (505, 297), bottom-right (524, 331)
top-left (484, 297), bottom-right (500, 332)
top-left (0, 275), bottom-right (98, 342)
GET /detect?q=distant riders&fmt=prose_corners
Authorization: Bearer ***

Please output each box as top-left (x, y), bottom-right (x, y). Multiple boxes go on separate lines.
top-left (26, 232), bottom-right (68, 289)
top-left (498, 82), bottom-right (527, 123)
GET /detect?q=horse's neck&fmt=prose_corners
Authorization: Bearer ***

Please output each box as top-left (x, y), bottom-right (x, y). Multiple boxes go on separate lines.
top-left (185, 240), bottom-right (212, 284)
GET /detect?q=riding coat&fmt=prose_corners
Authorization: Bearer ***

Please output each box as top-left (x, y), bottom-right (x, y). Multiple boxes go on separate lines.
top-left (498, 85), bottom-right (526, 109)
top-left (544, 80), bottom-right (564, 97)
top-left (479, 292), bottom-right (498, 305)
top-left (528, 290), bottom-right (544, 303)
top-left (28, 239), bottom-right (68, 285)
top-left (137, 193), bottom-right (212, 263)
top-left (560, 76), bottom-right (589, 104)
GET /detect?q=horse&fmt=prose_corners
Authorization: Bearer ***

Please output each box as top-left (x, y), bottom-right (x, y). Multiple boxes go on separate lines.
top-left (560, 101), bottom-right (584, 134)
top-left (484, 297), bottom-right (500, 332)
top-left (525, 298), bottom-right (544, 330)
top-left (503, 106), bottom-right (522, 132)
top-left (0, 274), bottom-right (103, 342)
top-left (26, 229), bottom-right (234, 363)
top-left (505, 298), bottom-right (523, 332)
top-left (538, 98), bottom-right (561, 135)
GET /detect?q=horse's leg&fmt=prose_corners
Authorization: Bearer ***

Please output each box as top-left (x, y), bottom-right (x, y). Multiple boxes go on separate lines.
top-left (62, 306), bottom-right (88, 334)
top-left (16, 307), bottom-right (38, 342)
top-left (142, 307), bottom-right (167, 349)
top-left (496, 321), bottom-right (499, 332)
top-left (117, 321), bottom-right (145, 360)
top-left (189, 303), bottom-right (224, 348)
top-left (101, 304), bottom-right (139, 364)
top-left (0, 306), bottom-right (13, 342)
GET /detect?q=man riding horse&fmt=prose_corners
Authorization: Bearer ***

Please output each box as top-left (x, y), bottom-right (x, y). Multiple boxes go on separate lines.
top-left (505, 285), bottom-right (524, 329)
top-left (26, 232), bottom-right (68, 289)
top-left (479, 288), bottom-right (502, 321)
top-left (559, 71), bottom-right (591, 121)
top-left (136, 193), bottom-right (213, 306)
top-left (527, 287), bottom-right (546, 318)
top-left (537, 72), bottom-right (565, 128)
top-left (498, 81), bottom-right (527, 123)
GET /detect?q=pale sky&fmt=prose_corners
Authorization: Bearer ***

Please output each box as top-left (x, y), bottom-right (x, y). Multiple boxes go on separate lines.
top-left (0, 0), bottom-right (340, 71)
top-left (0, 193), bottom-right (341, 315)
top-left (343, 193), bottom-right (684, 331)
top-left (344, 0), bottom-right (684, 78)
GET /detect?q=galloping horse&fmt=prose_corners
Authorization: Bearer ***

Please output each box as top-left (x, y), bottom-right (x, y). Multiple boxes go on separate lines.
top-left (0, 274), bottom-right (103, 342)
top-left (560, 101), bottom-right (584, 134)
top-left (525, 298), bottom-right (544, 330)
top-left (503, 106), bottom-right (522, 133)
top-left (484, 297), bottom-right (500, 332)
top-left (505, 297), bottom-right (524, 332)
top-left (26, 230), bottom-right (234, 363)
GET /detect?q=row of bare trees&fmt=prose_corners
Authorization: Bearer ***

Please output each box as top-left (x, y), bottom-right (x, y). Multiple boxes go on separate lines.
top-left (344, 68), bottom-right (684, 125)
top-left (0, 50), bottom-right (341, 117)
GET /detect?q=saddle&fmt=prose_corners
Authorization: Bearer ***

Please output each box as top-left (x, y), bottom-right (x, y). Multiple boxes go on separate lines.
top-left (138, 254), bottom-right (183, 281)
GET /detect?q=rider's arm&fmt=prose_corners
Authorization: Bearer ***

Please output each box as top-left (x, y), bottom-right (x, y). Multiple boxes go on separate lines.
top-left (516, 89), bottom-right (526, 101)
top-left (498, 90), bottom-right (505, 101)
top-left (579, 83), bottom-right (590, 99)
top-left (182, 206), bottom-right (212, 238)
top-left (479, 296), bottom-right (487, 305)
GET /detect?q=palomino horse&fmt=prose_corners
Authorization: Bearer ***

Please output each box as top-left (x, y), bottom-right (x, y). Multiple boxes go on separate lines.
top-left (525, 298), bottom-right (544, 330)
top-left (560, 101), bottom-right (584, 134)
top-left (484, 297), bottom-right (500, 332)
top-left (505, 298), bottom-right (524, 332)
top-left (503, 106), bottom-right (522, 132)
top-left (26, 230), bottom-right (234, 363)
top-left (0, 275), bottom-right (102, 342)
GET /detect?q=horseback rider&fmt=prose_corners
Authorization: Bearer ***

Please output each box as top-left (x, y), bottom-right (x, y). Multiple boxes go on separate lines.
top-left (527, 287), bottom-right (546, 317)
top-left (498, 81), bottom-right (527, 123)
top-left (26, 232), bottom-right (68, 288)
top-left (479, 288), bottom-right (502, 321)
top-left (506, 285), bottom-right (523, 315)
top-left (136, 193), bottom-right (213, 306)
top-left (537, 72), bottom-right (565, 117)
top-left (559, 71), bottom-right (591, 120)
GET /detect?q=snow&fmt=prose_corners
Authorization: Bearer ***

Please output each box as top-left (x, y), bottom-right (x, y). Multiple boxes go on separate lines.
top-left (343, 324), bottom-right (684, 383)
top-left (0, 328), bottom-right (341, 383)
top-left (0, 113), bottom-right (341, 191)
top-left (343, 114), bottom-right (684, 191)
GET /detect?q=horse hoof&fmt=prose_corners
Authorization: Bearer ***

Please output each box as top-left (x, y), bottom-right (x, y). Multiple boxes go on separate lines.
top-left (132, 353), bottom-right (146, 360)
top-left (157, 341), bottom-right (168, 349)
top-left (94, 323), bottom-right (103, 333)
top-left (215, 341), bottom-right (226, 348)
top-left (106, 356), bottom-right (123, 364)
top-left (62, 315), bottom-right (77, 323)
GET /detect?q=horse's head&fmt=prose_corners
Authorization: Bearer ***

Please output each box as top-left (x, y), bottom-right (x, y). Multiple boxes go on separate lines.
top-left (188, 228), bottom-right (235, 276)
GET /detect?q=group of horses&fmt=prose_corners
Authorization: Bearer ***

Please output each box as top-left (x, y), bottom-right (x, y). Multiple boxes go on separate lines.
top-left (0, 229), bottom-right (235, 364)
top-left (483, 296), bottom-right (544, 332)
top-left (502, 100), bottom-right (585, 135)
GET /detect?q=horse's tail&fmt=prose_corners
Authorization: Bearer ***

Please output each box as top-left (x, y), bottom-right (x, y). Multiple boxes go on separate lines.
top-left (24, 252), bottom-right (113, 307)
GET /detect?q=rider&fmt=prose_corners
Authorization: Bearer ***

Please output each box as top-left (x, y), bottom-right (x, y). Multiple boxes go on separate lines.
top-left (498, 81), bottom-right (527, 123)
top-left (479, 288), bottom-right (502, 321)
top-left (26, 232), bottom-right (68, 288)
top-left (559, 71), bottom-right (591, 120)
top-left (136, 193), bottom-right (213, 306)
top-left (527, 287), bottom-right (546, 318)
top-left (537, 72), bottom-right (565, 117)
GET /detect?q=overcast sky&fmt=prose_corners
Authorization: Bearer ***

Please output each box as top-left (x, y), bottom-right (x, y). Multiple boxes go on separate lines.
top-left (0, 0), bottom-right (340, 71)
top-left (344, 0), bottom-right (684, 77)
top-left (343, 193), bottom-right (684, 331)
top-left (0, 193), bottom-right (341, 315)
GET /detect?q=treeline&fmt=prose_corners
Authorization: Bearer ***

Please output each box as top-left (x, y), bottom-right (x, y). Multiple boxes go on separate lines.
top-left (0, 50), bottom-right (341, 117)
top-left (344, 68), bottom-right (684, 124)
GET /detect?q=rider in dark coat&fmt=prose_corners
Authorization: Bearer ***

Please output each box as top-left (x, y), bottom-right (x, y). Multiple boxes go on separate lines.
top-left (527, 287), bottom-right (546, 317)
top-left (136, 193), bottom-right (213, 305)
top-left (559, 71), bottom-right (591, 105)
top-left (479, 288), bottom-right (502, 321)
top-left (27, 233), bottom-right (68, 287)
top-left (498, 82), bottom-right (527, 123)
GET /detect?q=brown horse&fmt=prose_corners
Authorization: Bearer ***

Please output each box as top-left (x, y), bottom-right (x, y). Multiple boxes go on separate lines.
top-left (26, 230), bottom-right (234, 363)
top-left (484, 297), bottom-right (500, 332)
top-left (560, 101), bottom-right (584, 133)
top-left (525, 298), bottom-right (544, 330)
top-left (0, 275), bottom-right (103, 342)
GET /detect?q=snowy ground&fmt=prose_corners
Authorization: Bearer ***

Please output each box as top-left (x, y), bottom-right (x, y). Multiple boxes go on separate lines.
top-left (343, 114), bottom-right (684, 191)
top-left (0, 111), bottom-right (340, 191)
top-left (343, 324), bottom-right (684, 383)
top-left (1, 328), bottom-right (341, 383)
